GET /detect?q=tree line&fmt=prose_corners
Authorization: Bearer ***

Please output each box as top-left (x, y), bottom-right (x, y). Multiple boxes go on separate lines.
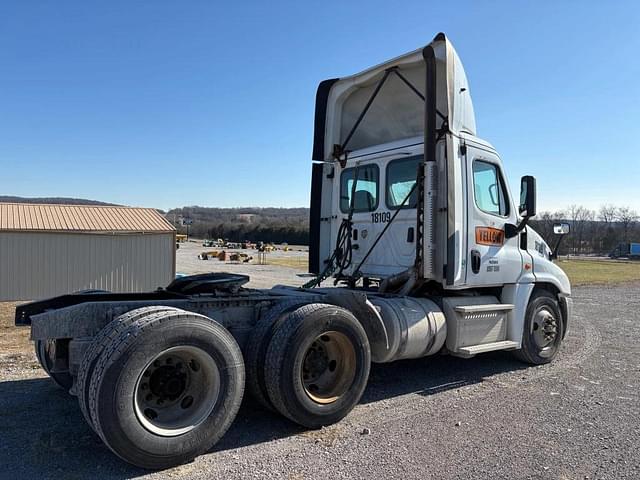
top-left (167, 203), bottom-right (640, 254)
top-left (529, 205), bottom-right (639, 255)
top-left (167, 206), bottom-right (309, 245)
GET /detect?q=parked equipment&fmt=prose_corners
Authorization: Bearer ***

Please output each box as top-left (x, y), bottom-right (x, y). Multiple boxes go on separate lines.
top-left (199, 250), bottom-right (220, 260)
top-left (16, 33), bottom-right (572, 469)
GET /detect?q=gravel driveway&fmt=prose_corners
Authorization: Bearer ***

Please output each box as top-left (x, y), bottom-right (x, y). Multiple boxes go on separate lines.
top-left (1, 283), bottom-right (638, 480)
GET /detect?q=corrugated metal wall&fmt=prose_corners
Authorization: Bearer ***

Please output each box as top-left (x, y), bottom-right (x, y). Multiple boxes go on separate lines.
top-left (0, 231), bottom-right (175, 301)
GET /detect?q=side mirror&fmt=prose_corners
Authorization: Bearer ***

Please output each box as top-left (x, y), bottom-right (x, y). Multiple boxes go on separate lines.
top-left (506, 175), bottom-right (537, 238)
top-left (553, 222), bottom-right (570, 235)
top-left (550, 223), bottom-right (570, 260)
top-left (519, 175), bottom-right (537, 217)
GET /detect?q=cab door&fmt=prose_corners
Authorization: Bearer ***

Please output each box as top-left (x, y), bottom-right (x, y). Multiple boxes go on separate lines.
top-left (331, 160), bottom-right (380, 278)
top-left (332, 153), bottom-right (419, 279)
top-left (373, 154), bottom-right (422, 274)
top-left (464, 142), bottom-right (524, 287)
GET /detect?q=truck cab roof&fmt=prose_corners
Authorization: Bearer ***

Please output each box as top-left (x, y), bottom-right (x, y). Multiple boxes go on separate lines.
top-left (313, 33), bottom-right (477, 162)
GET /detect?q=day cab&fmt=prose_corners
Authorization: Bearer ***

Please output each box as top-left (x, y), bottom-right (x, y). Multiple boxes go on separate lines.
top-left (309, 32), bottom-right (573, 361)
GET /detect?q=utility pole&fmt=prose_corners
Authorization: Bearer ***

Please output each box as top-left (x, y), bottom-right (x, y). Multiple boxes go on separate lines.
top-left (180, 216), bottom-right (193, 240)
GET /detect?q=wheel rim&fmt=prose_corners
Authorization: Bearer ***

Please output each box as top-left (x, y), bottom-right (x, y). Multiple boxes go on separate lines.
top-left (531, 307), bottom-right (558, 350)
top-left (301, 331), bottom-right (356, 405)
top-left (134, 346), bottom-right (220, 437)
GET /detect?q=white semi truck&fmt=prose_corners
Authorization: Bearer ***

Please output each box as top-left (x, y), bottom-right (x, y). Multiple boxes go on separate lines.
top-left (17, 33), bottom-right (572, 469)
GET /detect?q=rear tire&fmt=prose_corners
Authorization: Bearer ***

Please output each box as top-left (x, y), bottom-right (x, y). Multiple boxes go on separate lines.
top-left (243, 301), bottom-right (309, 410)
top-left (34, 339), bottom-right (73, 391)
top-left (88, 309), bottom-right (244, 469)
top-left (514, 290), bottom-right (564, 365)
top-left (77, 306), bottom-right (180, 431)
top-left (264, 303), bottom-right (370, 429)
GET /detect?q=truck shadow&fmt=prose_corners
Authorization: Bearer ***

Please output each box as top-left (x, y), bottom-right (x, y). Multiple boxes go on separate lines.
top-left (0, 351), bottom-right (527, 478)
top-left (216, 350), bottom-right (527, 452)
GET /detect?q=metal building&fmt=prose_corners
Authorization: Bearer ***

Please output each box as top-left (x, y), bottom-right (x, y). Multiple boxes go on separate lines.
top-left (0, 203), bottom-right (176, 301)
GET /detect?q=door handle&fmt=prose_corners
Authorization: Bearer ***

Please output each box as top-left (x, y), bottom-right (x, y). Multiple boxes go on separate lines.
top-left (471, 249), bottom-right (481, 274)
top-left (407, 227), bottom-right (414, 243)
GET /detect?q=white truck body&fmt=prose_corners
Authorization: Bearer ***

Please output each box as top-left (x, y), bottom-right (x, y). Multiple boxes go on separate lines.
top-left (312, 34), bottom-right (568, 288)
top-left (17, 33), bottom-right (572, 469)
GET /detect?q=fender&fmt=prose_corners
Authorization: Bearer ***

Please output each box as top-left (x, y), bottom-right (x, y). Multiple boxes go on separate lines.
top-left (533, 270), bottom-right (571, 296)
top-left (324, 290), bottom-right (390, 362)
top-left (502, 278), bottom-right (571, 347)
top-left (501, 282), bottom-right (535, 348)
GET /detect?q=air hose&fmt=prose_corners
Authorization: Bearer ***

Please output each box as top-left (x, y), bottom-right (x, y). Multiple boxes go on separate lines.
top-left (302, 164), bottom-right (360, 289)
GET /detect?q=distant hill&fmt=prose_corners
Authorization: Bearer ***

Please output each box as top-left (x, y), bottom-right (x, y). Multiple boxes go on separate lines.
top-left (166, 206), bottom-right (310, 244)
top-left (165, 206), bottom-right (308, 225)
top-left (0, 195), bottom-right (118, 206)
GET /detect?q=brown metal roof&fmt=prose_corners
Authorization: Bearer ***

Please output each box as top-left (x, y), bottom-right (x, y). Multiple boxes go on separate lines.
top-left (0, 203), bottom-right (175, 233)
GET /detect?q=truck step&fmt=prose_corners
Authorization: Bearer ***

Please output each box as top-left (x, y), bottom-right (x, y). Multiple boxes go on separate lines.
top-left (455, 340), bottom-right (519, 357)
top-left (454, 303), bottom-right (514, 314)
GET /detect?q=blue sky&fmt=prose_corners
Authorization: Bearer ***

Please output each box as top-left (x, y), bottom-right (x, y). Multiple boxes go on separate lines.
top-left (1, 1), bottom-right (639, 213)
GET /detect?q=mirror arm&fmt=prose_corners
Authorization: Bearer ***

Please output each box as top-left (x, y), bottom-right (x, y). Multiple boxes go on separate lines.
top-left (550, 234), bottom-right (566, 261)
top-left (505, 215), bottom-right (531, 239)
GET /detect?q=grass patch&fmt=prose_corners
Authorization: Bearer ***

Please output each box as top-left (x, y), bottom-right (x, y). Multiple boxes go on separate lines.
top-left (557, 259), bottom-right (640, 286)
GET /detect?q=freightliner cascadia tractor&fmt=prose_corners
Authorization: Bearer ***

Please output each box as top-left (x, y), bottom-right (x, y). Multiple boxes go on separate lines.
top-left (16, 33), bottom-right (572, 469)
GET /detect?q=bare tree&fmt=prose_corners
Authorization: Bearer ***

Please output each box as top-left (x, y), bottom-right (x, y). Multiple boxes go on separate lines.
top-left (534, 210), bottom-right (565, 242)
top-left (567, 205), bottom-right (582, 254)
top-left (566, 205), bottom-right (596, 254)
top-left (598, 204), bottom-right (618, 252)
top-left (599, 204), bottom-right (617, 224)
top-left (576, 208), bottom-right (595, 254)
top-left (616, 207), bottom-right (639, 242)
top-left (530, 204), bottom-right (640, 256)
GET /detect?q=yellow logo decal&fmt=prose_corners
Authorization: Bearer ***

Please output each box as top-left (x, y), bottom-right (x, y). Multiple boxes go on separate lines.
top-left (475, 227), bottom-right (505, 246)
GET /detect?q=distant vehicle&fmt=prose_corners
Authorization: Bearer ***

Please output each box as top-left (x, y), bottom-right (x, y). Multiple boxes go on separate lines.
top-left (609, 242), bottom-right (640, 260)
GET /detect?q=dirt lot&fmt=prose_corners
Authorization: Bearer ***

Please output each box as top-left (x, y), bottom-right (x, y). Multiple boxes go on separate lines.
top-left (175, 240), bottom-right (310, 288)
top-left (176, 240), bottom-right (640, 288)
top-left (1, 258), bottom-right (639, 479)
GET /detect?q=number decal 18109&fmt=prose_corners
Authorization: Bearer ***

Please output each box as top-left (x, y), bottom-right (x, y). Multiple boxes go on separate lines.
top-left (371, 212), bottom-right (391, 223)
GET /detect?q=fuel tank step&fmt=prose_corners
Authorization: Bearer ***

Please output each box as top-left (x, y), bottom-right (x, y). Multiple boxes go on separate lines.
top-left (455, 340), bottom-right (519, 358)
top-left (442, 296), bottom-right (516, 356)
top-left (454, 303), bottom-right (514, 313)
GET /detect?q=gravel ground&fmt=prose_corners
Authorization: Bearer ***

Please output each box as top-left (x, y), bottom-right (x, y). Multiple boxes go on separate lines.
top-left (1, 282), bottom-right (639, 480)
top-left (176, 240), bottom-right (310, 288)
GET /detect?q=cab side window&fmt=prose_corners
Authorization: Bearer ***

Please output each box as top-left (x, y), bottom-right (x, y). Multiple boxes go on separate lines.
top-left (340, 165), bottom-right (379, 213)
top-left (472, 160), bottom-right (509, 216)
top-left (386, 156), bottom-right (421, 209)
